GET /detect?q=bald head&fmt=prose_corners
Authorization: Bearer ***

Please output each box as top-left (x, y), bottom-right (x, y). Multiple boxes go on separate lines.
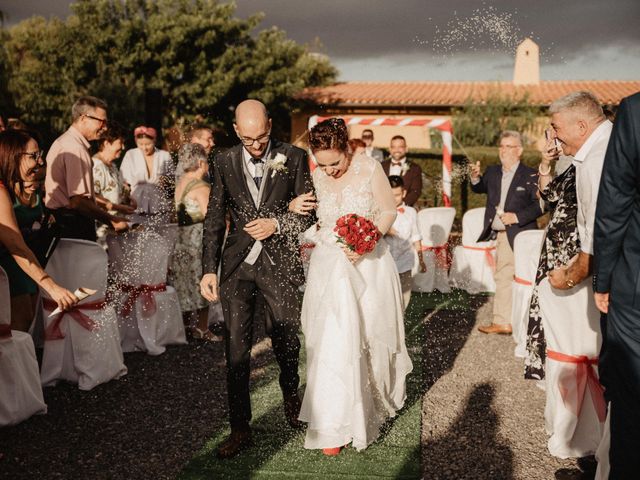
top-left (234, 99), bottom-right (272, 157)
top-left (235, 99), bottom-right (269, 125)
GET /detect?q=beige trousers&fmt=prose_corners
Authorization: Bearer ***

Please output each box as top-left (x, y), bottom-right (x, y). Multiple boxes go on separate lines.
top-left (492, 232), bottom-right (514, 325)
top-left (399, 270), bottom-right (413, 312)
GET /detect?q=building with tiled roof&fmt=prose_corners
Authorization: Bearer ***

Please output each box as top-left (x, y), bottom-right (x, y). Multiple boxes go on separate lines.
top-left (291, 39), bottom-right (640, 148)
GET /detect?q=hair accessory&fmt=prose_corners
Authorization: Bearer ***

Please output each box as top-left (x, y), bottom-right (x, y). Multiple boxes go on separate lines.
top-left (134, 126), bottom-right (157, 139)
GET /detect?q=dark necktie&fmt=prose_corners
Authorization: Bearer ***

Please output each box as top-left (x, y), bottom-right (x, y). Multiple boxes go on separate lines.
top-left (250, 157), bottom-right (264, 189)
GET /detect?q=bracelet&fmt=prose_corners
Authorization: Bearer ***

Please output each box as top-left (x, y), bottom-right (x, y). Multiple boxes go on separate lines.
top-left (538, 165), bottom-right (551, 176)
top-left (566, 277), bottom-right (575, 288)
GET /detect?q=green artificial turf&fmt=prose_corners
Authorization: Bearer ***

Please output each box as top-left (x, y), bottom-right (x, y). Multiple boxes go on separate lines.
top-left (178, 290), bottom-right (476, 480)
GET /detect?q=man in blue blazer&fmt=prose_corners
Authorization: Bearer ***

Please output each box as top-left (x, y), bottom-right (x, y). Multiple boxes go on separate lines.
top-left (470, 131), bottom-right (542, 334)
top-left (593, 91), bottom-right (640, 478)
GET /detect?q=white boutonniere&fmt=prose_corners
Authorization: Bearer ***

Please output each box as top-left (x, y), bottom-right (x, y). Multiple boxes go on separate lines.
top-left (266, 152), bottom-right (288, 178)
top-left (401, 162), bottom-right (411, 175)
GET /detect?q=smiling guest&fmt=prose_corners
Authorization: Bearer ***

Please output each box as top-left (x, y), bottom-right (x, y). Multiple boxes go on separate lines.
top-left (45, 96), bottom-right (129, 241)
top-left (470, 131), bottom-right (542, 335)
top-left (92, 122), bottom-right (136, 246)
top-left (120, 125), bottom-right (174, 215)
top-left (0, 129), bottom-right (78, 331)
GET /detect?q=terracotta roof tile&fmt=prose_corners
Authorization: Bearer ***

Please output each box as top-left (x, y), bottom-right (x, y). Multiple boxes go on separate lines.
top-left (297, 81), bottom-right (640, 107)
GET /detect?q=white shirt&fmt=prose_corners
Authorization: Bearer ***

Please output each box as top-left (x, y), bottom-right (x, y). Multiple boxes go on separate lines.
top-left (387, 204), bottom-right (421, 273)
top-left (389, 157), bottom-right (407, 177)
top-left (92, 157), bottom-right (123, 213)
top-left (120, 147), bottom-right (174, 192)
top-left (572, 120), bottom-right (613, 256)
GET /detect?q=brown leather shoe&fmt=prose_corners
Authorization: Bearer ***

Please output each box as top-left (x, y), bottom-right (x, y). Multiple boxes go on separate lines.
top-left (478, 323), bottom-right (512, 335)
top-left (284, 393), bottom-right (305, 429)
top-left (216, 428), bottom-right (253, 459)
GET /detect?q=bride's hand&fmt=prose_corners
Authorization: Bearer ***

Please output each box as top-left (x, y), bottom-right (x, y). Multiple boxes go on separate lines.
top-left (289, 192), bottom-right (316, 215)
top-left (342, 246), bottom-right (362, 264)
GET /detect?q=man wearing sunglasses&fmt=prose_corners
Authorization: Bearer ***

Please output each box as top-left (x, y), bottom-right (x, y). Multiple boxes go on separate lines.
top-left (44, 96), bottom-right (129, 241)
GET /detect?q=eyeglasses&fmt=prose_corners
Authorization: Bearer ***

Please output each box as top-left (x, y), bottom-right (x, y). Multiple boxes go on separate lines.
top-left (84, 114), bottom-right (108, 126)
top-left (499, 144), bottom-right (520, 149)
top-left (22, 150), bottom-right (44, 161)
top-left (238, 132), bottom-right (270, 147)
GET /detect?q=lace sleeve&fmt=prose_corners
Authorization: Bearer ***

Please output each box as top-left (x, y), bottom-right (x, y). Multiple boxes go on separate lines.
top-left (371, 161), bottom-right (397, 234)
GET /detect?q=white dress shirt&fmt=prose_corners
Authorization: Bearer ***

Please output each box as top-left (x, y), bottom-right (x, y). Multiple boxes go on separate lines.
top-left (572, 120), bottom-right (613, 256)
top-left (389, 157), bottom-right (407, 177)
top-left (387, 204), bottom-right (421, 274)
top-left (242, 141), bottom-right (271, 178)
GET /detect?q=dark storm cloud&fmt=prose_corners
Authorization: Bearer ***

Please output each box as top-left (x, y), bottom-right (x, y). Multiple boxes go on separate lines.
top-left (234, 0), bottom-right (640, 63)
top-left (3, 0), bottom-right (639, 71)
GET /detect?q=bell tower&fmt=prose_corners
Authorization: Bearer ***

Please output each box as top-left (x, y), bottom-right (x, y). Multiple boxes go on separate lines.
top-left (513, 38), bottom-right (540, 85)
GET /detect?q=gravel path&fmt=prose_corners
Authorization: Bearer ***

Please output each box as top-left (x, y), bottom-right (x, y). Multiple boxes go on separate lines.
top-left (421, 296), bottom-right (576, 480)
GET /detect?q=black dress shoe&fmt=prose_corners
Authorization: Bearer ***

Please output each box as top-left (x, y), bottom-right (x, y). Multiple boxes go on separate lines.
top-left (555, 468), bottom-right (595, 480)
top-left (216, 428), bottom-right (253, 459)
top-left (284, 393), bottom-right (305, 429)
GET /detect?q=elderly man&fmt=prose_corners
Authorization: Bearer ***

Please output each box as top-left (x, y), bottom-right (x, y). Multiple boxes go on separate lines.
top-left (361, 128), bottom-right (384, 162)
top-left (471, 131), bottom-right (542, 334)
top-left (534, 92), bottom-right (611, 479)
top-left (45, 96), bottom-right (128, 241)
top-left (200, 99), bottom-right (314, 458)
top-left (381, 135), bottom-right (423, 206)
top-left (593, 92), bottom-right (640, 479)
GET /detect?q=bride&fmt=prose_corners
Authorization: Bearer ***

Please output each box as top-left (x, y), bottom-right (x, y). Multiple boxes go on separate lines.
top-left (298, 118), bottom-right (413, 455)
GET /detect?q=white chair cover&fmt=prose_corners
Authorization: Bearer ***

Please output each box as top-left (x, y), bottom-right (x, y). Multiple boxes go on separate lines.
top-left (0, 267), bottom-right (47, 426)
top-left (511, 229), bottom-right (545, 358)
top-left (107, 224), bottom-right (185, 355)
top-left (40, 239), bottom-right (127, 391)
top-left (412, 207), bottom-right (456, 293)
top-left (538, 277), bottom-right (604, 458)
top-left (448, 207), bottom-right (497, 294)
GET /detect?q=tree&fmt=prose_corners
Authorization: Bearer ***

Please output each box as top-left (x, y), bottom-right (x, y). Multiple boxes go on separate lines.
top-left (2, 0), bottom-right (337, 143)
top-left (452, 90), bottom-right (543, 147)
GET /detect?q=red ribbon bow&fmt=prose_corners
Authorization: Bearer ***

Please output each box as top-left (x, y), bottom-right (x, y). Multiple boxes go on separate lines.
top-left (133, 125), bottom-right (157, 140)
top-left (42, 298), bottom-right (105, 341)
top-left (0, 324), bottom-right (12, 339)
top-left (546, 349), bottom-right (607, 423)
top-left (513, 275), bottom-right (532, 286)
top-left (421, 243), bottom-right (451, 270)
top-left (462, 245), bottom-right (496, 271)
top-left (119, 283), bottom-right (166, 318)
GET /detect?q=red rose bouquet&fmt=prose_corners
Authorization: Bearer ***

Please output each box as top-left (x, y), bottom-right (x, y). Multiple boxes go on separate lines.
top-left (333, 214), bottom-right (381, 255)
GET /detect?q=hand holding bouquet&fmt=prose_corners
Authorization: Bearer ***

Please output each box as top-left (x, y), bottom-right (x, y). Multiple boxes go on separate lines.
top-left (334, 214), bottom-right (381, 258)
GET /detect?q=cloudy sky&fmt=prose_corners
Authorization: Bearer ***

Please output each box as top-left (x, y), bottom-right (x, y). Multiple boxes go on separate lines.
top-left (3, 0), bottom-right (640, 81)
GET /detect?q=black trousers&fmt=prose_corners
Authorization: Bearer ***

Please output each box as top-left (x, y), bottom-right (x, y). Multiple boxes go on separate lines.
top-left (220, 252), bottom-right (301, 430)
top-left (599, 300), bottom-right (640, 479)
top-left (51, 208), bottom-right (97, 242)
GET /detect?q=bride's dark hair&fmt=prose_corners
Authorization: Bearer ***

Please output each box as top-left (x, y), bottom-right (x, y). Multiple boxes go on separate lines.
top-left (309, 118), bottom-right (348, 153)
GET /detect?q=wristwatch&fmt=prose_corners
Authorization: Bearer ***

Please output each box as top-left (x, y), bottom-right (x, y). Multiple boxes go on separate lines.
top-left (565, 278), bottom-right (576, 288)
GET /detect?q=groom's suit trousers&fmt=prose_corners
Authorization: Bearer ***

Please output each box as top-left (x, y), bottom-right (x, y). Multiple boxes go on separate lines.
top-left (220, 251), bottom-right (301, 429)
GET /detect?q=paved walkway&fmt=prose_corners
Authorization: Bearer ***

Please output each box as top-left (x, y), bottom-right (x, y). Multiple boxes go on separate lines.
top-left (421, 295), bottom-right (575, 480)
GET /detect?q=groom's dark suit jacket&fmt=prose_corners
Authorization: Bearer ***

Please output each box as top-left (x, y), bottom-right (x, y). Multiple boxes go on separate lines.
top-left (471, 162), bottom-right (542, 249)
top-left (202, 139), bottom-right (314, 287)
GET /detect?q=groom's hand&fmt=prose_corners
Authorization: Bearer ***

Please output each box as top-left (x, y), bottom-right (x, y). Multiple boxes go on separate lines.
top-left (200, 273), bottom-right (219, 302)
top-left (244, 218), bottom-right (277, 241)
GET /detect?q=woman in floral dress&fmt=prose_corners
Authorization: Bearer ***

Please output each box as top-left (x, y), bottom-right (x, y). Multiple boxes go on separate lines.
top-left (524, 150), bottom-right (580, 380)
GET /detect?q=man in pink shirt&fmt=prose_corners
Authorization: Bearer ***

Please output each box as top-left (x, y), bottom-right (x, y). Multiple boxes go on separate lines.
top-left (45, 96), bottom-right (128, 241)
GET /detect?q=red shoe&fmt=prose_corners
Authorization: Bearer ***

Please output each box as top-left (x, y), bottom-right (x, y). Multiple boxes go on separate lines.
top-left (322, 447), bottom-right (342, 456)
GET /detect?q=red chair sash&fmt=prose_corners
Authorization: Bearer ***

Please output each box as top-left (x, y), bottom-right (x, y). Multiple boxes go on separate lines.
top-left (421, 243), bottom-right (451, 270)
top-left (119, 283), bottom-right (166, 318)
top-left (463, 245), bottom-right (496, 271)
top-left (546, 349), bottom-right (607, 422)
top-left (42, 298), bottom-right (105, 341)
top-left (513, 275), bottom-right (532, 286)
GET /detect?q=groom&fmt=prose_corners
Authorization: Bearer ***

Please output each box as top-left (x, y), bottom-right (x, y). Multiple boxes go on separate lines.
top-left (200, 99), bottom-right (314, 458)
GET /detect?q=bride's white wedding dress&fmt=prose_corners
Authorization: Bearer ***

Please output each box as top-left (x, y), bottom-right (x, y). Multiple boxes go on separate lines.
top-left (299, 153), bottom-right (413, 451)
